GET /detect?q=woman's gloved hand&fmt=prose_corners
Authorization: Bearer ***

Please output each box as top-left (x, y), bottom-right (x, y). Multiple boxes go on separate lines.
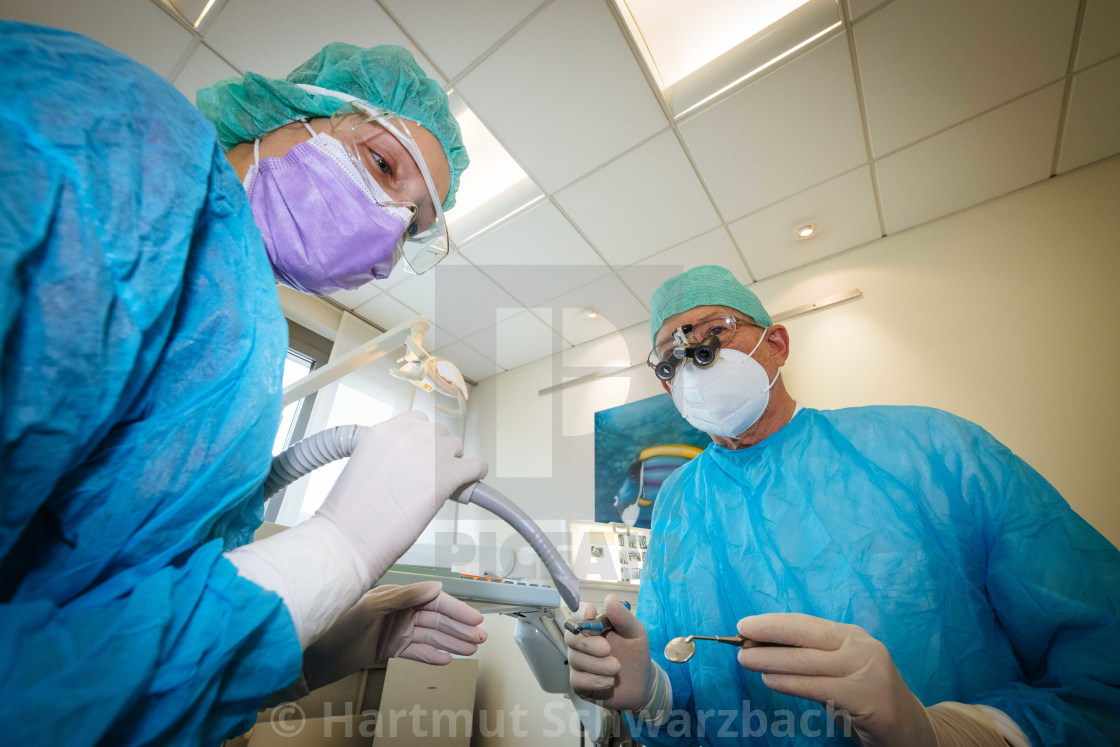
top-left (303, 581), bottom-right (486, 691)
top-left (226, 411), bottom-right (488, 647)
top-left (565, 595), bottom-right (656, 712)
top-left (736, 613), bottom-right (1008, 747)
top-left (316, 410), bottom-right (488, 583)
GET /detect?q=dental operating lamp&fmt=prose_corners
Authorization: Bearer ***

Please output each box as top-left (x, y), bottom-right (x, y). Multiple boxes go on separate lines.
top-left (272, 314), bottom-right (581, 610)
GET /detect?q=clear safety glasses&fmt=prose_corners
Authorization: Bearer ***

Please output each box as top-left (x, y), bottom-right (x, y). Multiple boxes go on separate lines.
top-left (647, 314), bottom-right (759, 381)
top-left (328, 100), bottom-right (453, 275)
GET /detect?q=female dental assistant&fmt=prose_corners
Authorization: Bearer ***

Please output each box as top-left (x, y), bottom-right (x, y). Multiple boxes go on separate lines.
top-left (0, 22), bottom-right (485, 745)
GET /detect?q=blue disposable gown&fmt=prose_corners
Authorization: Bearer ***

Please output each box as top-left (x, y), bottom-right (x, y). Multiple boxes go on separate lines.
top-left (0, 23), bottom-right (302, 744)
top-left (629, 406), bottom-right (1120, 746)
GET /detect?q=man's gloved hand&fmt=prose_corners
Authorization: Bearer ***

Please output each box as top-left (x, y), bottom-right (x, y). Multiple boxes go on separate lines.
top-left (303, 581), bottom-right (486, 691)
top-left (736, 613), bottom-right (1008, 747)
top-left (565, 595), bottom-right (655, 712)
top-left (316, 411), bottom-right (488, 583)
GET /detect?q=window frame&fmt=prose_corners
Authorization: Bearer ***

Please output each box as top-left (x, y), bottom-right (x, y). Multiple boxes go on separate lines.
top-left (263, 320), bottom-right (333, 523)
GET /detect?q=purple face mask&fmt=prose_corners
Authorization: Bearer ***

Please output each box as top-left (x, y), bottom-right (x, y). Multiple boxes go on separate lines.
top-left (244, 129), bottom-right (412, 296)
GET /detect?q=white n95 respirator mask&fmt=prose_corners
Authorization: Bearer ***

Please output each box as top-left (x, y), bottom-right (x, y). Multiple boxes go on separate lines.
top-left (669, 329), bottom-right (780, 439)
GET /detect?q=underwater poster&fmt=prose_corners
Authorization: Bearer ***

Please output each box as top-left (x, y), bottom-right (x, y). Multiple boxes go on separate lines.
top-left (594, 393), bottom-right (710, 528)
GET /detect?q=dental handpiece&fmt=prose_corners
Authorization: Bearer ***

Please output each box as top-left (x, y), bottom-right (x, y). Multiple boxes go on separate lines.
top-left (564, 601), bottom-right (632, 636)
top-left (264, 426), bottom-right (583, 611)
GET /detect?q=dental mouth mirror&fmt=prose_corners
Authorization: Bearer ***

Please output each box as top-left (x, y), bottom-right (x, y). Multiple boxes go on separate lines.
top-left (664, 634), bottom-right (784, 663)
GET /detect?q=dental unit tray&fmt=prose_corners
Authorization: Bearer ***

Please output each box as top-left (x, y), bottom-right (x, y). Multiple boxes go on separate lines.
top-left (264, 425), bottom-right (581, 611)
top-left (373, 565), bottom-right (616, 743)
top-left (378, 565), bottom-right (561, 613)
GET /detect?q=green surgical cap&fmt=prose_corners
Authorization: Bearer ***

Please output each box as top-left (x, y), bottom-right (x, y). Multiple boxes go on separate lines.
top-left (196, 43), bottom-right (467, 210)
top-left (649, 265), bottom-right (772, 344)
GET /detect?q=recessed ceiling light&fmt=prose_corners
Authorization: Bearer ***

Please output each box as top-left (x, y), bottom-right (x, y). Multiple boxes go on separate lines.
top-left (796, 224), bottom-right (817, 239)
top-left (583, 308), bottom-right (601, 319)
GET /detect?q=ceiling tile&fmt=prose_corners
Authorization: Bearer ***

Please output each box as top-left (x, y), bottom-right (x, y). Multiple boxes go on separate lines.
top-left (5, 0), bottom-right (194, 78)
top-left (1058, 56), bottom-right (1120, 174)
top-left (432, 340), bottom-right (504, 382)
top-left (455, 0), bottom-right (667, 193)
top-left (1075, 0), bottom-right (1120, 71)
top-left (387, 263), bottom-right (520, 340)
top-left (875, 83), bottom-right (1064, 234)
top-left (846, 0), bottom-right (889, 21)
top-left (362, 265), bottom-right (410, 295)
top-left (204, 0), bottom-right (441, 83)
top-left (546, 275), bottom-right (649, 347)
top-left (462, 202), bottom-right (610, 306)
top-left (381, 0), bottom-right (544, 80)
top-left (172, 43), bottom-right (239, 101)
top-left (555, 130), bottom-right (721, 266)
top-left (561, 323), bottom-right (652, 369)
top-left (463, 310), bottom-right (569, 371)
top-left (352, 292), bottom-right (425, 333)
top-left (382, 275), bottom-right (437, 319)
top-left (461, 202), bottom-right (602, 265)
top-left (494, 305), bottom-right (525, 323)
top-left (678, 35), bottom-right (867, 221)
top-left (328, 283), bottom-right (381, 310)
top-left (855, 0), bottom-right (1078, 156)
top-left (479, 264), bottom-right (615, 309)
top-left (617, 228), bottom-right (751, 308)
top-left (728, 167), bottom-right (880, 280)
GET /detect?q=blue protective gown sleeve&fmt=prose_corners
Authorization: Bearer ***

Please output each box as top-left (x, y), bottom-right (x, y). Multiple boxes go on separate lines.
top-left (960, 419), bottom-right (1120, 742)
top-left (0, 23), bottom-right (302, 744)
top-left (626, 406), bottom-right (1120, 746)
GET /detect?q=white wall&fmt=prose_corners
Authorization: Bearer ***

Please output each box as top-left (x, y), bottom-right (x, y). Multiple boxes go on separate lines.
top-left (469, 153), bottom-right (1120, 544)
top-left (462, 155), bottom-right (1120, 745)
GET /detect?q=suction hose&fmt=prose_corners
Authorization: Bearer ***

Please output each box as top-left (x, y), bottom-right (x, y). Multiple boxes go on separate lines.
top-left (449, 481), bottom-right (581, 611)
top-left (264, 425), bottom-right (361, 499)
top-left (265, 426), bottom-right (582, 611)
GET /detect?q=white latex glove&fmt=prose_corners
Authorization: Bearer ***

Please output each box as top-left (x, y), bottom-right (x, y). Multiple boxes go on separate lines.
top-left (565, 595), bottom-right (657, 713)
top-left (303, 581), bottom-right (486, 691)
top-left (316, 410), bottom-right (488, 582)
top-left (736, 613), bottom-right (1008, 747)
top-left (226, 411), bottom-right (488, 646)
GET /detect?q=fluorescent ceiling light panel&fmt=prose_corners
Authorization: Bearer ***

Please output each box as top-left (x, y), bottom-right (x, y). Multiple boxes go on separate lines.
top-left (193, 0), bottom-right (220, 27)
top-left (159, 0), bottom-right (217, 27)
top-left (617, 0), bottom-right (842, 118)
top-left (619, 0), bottom-right (814, 88)
top-left (445, 92), bottom-right (543, 244)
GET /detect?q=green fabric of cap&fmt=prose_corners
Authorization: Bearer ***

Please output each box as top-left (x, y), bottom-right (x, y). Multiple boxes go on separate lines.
top-left (196, 43), bottom-right (467, 211)
top-left (649, 265), bottom-right (772, 344)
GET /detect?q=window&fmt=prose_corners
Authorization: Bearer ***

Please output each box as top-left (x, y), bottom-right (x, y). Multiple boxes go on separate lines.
top-left (264, 320), bottom-right (332, 523)
top-left (273, 349), bottom-right (314, 456)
